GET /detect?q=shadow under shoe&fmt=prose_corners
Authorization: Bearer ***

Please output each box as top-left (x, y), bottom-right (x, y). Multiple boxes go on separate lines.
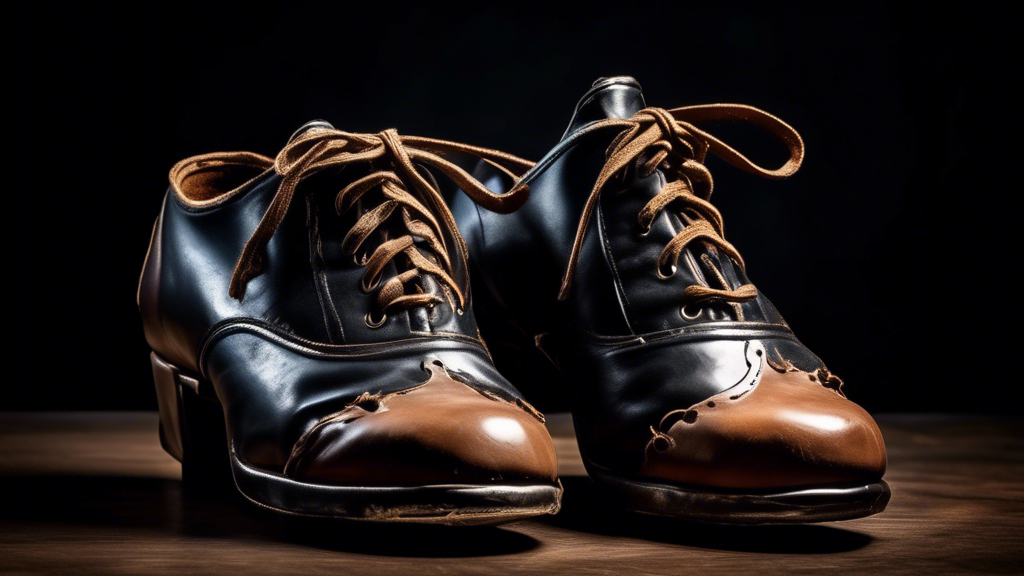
top-left (544, 477), bottom-right (875, 553)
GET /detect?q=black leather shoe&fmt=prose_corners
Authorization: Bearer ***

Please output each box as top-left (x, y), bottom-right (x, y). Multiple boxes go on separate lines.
top-left (450, 77), bottom-right (889, 524)
top-left (138, 121), bottom-right (561, 524)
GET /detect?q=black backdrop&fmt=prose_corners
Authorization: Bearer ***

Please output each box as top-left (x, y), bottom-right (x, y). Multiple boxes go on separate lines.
top-left (11, 3), bottom-right (1006, 413)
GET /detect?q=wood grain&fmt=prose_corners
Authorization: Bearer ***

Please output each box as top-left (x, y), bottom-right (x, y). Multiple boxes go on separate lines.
top-left (1, 413), bottom-right (1022, 575)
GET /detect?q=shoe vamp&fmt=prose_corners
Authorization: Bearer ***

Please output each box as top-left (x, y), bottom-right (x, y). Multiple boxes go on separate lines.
top-left (568, 334), bottom-right (823, 473)
top-left (204, 330), bottom-right (521, 471)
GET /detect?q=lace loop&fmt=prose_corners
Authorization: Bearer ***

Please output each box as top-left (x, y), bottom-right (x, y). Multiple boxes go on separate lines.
top-left (554, 105), bottom-right (805, 303)
top-left (227, 127), bottom-right (533, 321)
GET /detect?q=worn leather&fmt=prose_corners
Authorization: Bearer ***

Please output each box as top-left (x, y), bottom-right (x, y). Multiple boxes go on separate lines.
top-left (139, 122), bottom-right (556, 486)
top-left (284, 363), bottom-right (557, 485)
top-left (565, 331), bottom-right (827, 476)
top-left (450, 77), bottom-right (887, 490)
top-left (641, 345), bottom-right (886, 489)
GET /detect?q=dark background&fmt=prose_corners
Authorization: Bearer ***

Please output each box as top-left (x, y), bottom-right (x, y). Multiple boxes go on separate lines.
top-left (11, 2), bottom-right (1006, 412)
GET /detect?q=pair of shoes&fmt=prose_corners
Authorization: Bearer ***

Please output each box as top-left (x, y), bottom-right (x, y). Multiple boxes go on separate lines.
top-left (138, 76), bottom-right (888, 525)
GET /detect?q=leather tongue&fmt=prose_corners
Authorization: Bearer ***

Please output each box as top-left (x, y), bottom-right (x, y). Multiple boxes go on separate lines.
top-left (562, 76), bottom-right (646, 139)
top-left (287, 119), bottom-right (335, 144)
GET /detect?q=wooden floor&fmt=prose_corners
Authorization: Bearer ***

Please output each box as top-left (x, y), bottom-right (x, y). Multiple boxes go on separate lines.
top-left (1, 413), bottom-right (1021, 575)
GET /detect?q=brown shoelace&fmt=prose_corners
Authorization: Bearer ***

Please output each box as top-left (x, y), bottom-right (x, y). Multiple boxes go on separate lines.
top-left (510, 104), bottom-right (805, 304)
top-left (229, 128), bottom-right (532, 321)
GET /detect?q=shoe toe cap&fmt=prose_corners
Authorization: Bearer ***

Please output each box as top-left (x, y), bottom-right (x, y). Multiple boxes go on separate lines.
top-left (641, 364), bottom-right (887, 490)
top-left (284, 364), bottom-right (558, 486)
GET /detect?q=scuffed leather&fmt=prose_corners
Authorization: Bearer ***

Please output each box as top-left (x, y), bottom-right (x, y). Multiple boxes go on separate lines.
top-left (203, 325), bottom-right (531, 471)
top-left (641, 345), bottom-right (886, 489)
top-left (284, 362), bottom-right (557, 485)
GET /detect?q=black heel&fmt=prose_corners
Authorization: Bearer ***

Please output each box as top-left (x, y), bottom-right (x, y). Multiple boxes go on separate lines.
top-left (150, 352), bottom-right (231, 493)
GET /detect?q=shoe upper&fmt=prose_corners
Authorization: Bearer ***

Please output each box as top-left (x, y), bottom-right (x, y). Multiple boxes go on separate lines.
top-left (139, 122), bottom-right (558, 485)
top-left (451, 77), bottom-right (886, 489)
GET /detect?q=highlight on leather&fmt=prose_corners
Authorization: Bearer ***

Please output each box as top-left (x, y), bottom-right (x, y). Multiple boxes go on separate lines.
top-left (221, 127), bottom-right (535, 319)
top-left (641, 345), bottom-right (886, 490)
top-left (554, 105), bottom-right (806, 302)
top-left (282, 361), bottom-right (558, 485)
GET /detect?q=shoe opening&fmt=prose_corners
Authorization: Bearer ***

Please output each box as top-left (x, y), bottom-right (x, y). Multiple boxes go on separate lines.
top-left (170, 151), bottom-right (274, 207)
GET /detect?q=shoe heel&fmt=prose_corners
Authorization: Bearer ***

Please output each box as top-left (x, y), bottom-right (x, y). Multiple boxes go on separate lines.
top-left (150, 352), bottom-right (231, 492)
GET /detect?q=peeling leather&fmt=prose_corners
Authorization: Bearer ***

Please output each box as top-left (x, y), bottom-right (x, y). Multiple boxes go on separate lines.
top-left (283, 362), bottom-right (558, 485)
top-left (641, 346), bottom-right (886, 490)
top-left (768, 347), bottom-right (846, 398)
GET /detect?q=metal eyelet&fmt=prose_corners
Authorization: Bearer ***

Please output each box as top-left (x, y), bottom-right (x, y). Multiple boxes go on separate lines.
top-left (638, 223), bottom-right (651, 237)
top-left (364, 312), bottom-right (387, 328)
top-left (360, 273), bottom-right (382, 293)
top-left (657, 262), bottom-right (678, 279)
top-left (681, 304), bottom-right (702, 320)
top-left (455, 307), bottom-right (464, 316)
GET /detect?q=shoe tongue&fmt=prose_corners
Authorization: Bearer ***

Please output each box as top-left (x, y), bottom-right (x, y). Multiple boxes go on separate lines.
top-left (562, 76), bottom-right (646, 139)
top-left (287, 119), bottom-right (335, 144)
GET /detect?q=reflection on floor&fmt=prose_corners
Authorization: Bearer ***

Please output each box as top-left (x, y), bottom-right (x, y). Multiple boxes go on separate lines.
top-left (1, 413), bottom-right (1022, 574)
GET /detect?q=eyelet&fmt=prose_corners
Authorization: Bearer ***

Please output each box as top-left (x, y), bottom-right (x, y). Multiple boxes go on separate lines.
top-left (455, 307), bottom-right (464, 316)
top-left (364, 312), bottom-right (387, 328)
top-left (681, 304), bottom-right (702, 320)
top-left (360, 273), bottom-right (382, 293)
top-left (638, 223), bottom-right (651, 237)
top-left (657, 262), bottom-right (678, 279)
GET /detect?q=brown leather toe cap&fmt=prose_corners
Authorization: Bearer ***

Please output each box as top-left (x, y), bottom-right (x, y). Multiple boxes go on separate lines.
top-left (284, 363), bottom-right (559, 486)
top-left (640, 356), bottom-right (887, 490)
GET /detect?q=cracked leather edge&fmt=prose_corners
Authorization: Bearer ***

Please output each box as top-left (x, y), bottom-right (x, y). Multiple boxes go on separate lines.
top-left (283, 361), bottom-right (546, 478)
top-left (645, 341), bottom-right (766, 459)
top-left (283, 379), bottom-right (431, 477)
top-left (640, 343), bottom-right (853, 477)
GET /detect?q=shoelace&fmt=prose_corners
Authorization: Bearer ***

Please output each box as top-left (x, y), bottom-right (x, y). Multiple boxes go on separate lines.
top-left (510, 104), bottom-right (805, 304)
top-left (228, 128), bottom-right (532, 322)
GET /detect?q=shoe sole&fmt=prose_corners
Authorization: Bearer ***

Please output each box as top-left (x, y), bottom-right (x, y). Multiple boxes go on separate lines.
top-left (588, 468), bottom-right (889, 524)
top-left (151, 352), bottom-right (562, 526)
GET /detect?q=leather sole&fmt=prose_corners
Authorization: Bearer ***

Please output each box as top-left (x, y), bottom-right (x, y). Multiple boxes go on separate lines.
top-left (588, 468), bottom-right (890, 524)
top-left (151, 352), bottom-right (562, 525)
